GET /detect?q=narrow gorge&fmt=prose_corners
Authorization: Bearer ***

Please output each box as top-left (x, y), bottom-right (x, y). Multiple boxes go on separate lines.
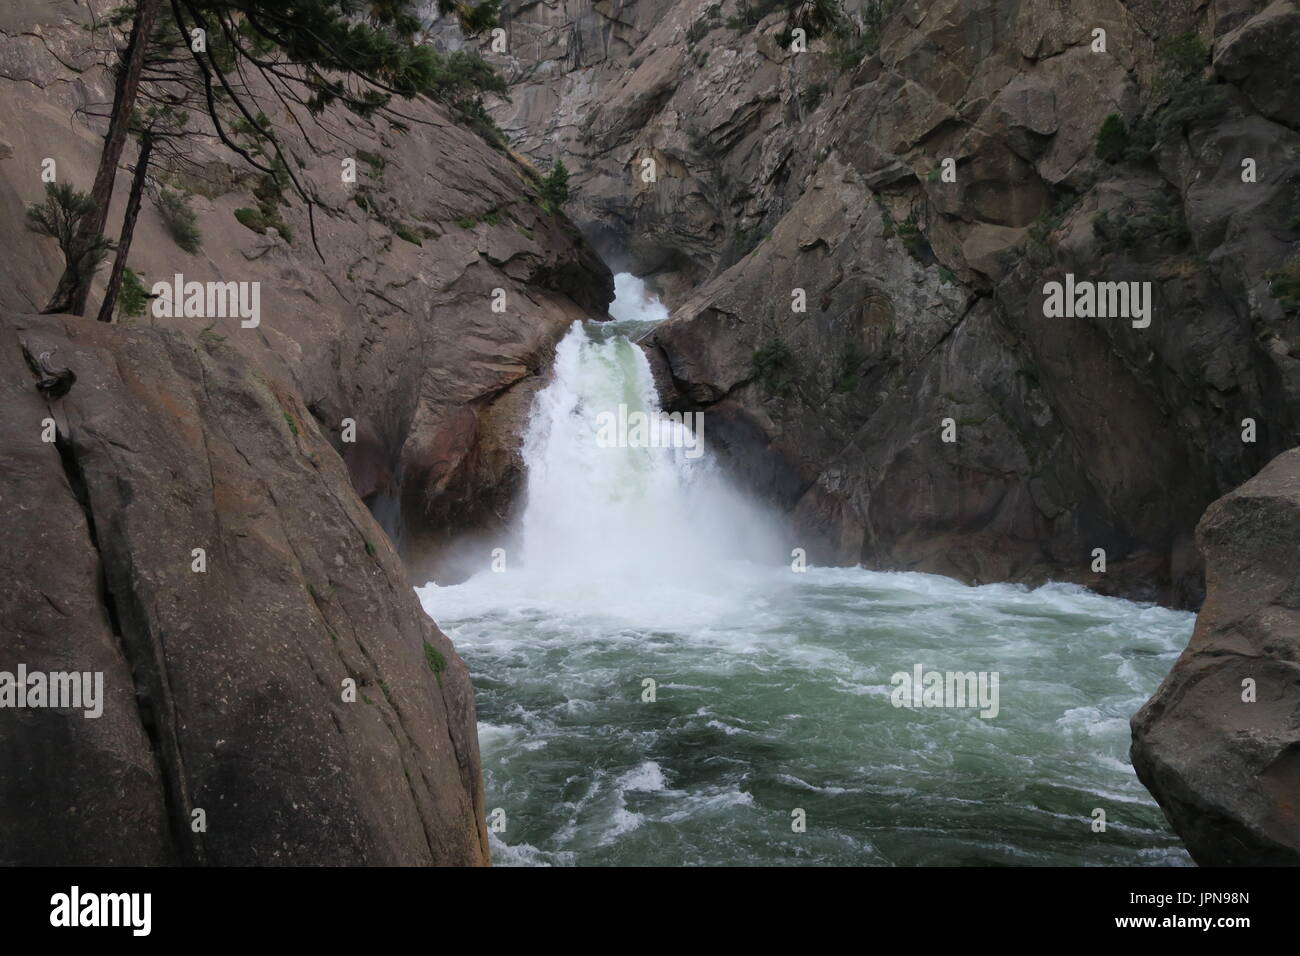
top-left (1, 0), bottom-right (1298, 872)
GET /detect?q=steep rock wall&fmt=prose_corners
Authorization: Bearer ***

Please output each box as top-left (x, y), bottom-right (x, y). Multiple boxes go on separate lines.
top-left (0, 0), bottom-right (613, 863)
top-left (483, 0), bottom-right (1300, 605)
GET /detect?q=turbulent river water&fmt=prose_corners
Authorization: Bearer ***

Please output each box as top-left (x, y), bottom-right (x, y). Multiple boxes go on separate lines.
top-left (416, 274), bottom-right (1195, 866)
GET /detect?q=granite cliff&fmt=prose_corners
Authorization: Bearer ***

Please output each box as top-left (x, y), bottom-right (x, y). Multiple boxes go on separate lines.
top-left (483, 0), bottom-right (1300, 607)
top-left (0, 0), bottom-right (611, 864)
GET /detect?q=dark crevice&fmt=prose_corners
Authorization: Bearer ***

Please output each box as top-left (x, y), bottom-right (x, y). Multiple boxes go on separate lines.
top-left (51, 427), bottom-right (189, 864)
top-left (53, 430), bottom-right (124, 638)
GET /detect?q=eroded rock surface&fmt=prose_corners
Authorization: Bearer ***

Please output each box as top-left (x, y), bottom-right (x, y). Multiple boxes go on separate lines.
top-left (0, 0), bottom-right (612, 582)
top-left (0, 313), bottom-right (491, 864)
top-left (1132, 448), bottom-right (1300, 866)
top-left (0, 0), bottom-right (613, 864)
top-left (484, 0), bottom-right (1300, 604)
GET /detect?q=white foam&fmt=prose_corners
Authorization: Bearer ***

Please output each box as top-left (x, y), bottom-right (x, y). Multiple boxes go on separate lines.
top-left (617, 761), bottom-right (668, 793)
top-left (607, 272), bottom-right (669, 323)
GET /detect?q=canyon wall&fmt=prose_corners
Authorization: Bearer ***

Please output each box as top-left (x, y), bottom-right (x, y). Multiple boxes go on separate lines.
top-left (483, 0), bottom-right (1300, 607)
top-left (0, 0), bottom-right (612, 863)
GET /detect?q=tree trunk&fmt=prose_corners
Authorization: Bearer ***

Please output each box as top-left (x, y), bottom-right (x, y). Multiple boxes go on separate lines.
top-left (46, 0), bottom-right (163, 316)
top-left (96, 133), bottom-right (153, 324)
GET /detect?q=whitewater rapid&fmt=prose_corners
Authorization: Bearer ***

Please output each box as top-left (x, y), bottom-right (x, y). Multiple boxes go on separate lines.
top-left (416, 274), bottom-right (1195, 866)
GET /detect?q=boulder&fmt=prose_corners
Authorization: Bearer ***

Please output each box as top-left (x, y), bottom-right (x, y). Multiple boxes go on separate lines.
top-left (0, 312), bottom-right (490, 865)
top-left (1132, 447), bottom-right (1300, 866)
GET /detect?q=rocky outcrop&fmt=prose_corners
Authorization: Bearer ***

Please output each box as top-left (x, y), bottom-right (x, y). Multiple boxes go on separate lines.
top-left (0, 1), bottom-right (612, 584)
top-left (0, 1), bottom-right (613, 863)
top-left (0, 312), bottom-right (491, 864)
top-left (480, 0), bottom-right (1300, 605)
top-left (1131, 447), bottom-right (1300, 866)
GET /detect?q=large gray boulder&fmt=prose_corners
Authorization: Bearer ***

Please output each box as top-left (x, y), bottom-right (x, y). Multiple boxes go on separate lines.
top-left (1132, 447), bottom-right (1300, 866)
top-left (0, 312), bottom-right (490, 865)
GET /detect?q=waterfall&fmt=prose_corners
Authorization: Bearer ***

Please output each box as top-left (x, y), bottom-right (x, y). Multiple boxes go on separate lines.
top-left (415, 275), bottom-right (1196, 867)
top-left (512, 276), bottom-right (783, 591)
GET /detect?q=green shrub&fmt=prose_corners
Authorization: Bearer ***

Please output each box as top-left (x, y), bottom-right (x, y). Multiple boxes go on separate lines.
top-left (1156, 31), bottom-right (1208, 78)
top-left (882, 210), bottom-right (927, 260)
top-left (539, 159), bottom-right (570, 208)
top-left (231, 156), bottom-right (294, 241)
top-left (119, 267), bottom-right (148, 317)
top-left (25, 182), bottom-right (114, 309)
top-left (356, 149), bottom-right (387, 180)
top-left (155, 188), bottom-right (202, 254)
top-left (423, 640), bottom-right (448, 675)
top-left (453, 94), bottom-right (509, 149)
top-left (234, 202), bottom-right (290, 242)
top-left (1095, 114), bottom-right (1130, 163)
top-left (234, 206), bottom-right (268, 233)
top-left (1146, 30), bottom-right (1214, 133)
top-left (1267, 258), bottom-right (1300, 312)
top-left (895, 216), bottom-right (923, 255)
top-left (452, 1), bottom-right (499, 38)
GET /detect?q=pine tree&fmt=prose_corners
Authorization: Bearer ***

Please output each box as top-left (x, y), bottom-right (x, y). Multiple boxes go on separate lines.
top-left (46, 0), bottom-right (510, 317)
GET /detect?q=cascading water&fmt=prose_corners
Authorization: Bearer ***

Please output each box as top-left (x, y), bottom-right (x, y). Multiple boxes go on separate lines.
top-left (516, 281), bottom-right (783, 595)
top-left (417, 274), bottom-right (1195, 867)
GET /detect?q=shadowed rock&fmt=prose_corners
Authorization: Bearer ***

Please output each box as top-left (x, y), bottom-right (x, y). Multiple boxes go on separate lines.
top-left (1132, 447), bottom-right (1300, 866)
top-left (483, 0), bottom-right (1300, 606)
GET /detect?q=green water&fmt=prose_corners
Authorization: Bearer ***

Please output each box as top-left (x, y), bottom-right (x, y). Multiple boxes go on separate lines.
top-left (417, 298), bottom-right (1195, 866)
top-left (419, 566), bottom-right (1194, 866)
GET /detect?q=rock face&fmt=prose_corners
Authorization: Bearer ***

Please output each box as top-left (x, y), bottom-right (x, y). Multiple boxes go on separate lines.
top-left (0, 1), bottom-right (613, 864)
top-left (0, 1), bottom-right (613, 584)
top-left (481, 0), bottom-right (1300, 606)
top-left (1131, 448), bottom-right (1300, 866)
top-left (0, 313), bottom-right (490, 865)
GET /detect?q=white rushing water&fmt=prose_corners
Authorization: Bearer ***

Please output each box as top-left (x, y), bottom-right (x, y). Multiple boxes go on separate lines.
top-left (417, 274), bottom-right (1195, 866)
top-left (512, 274), bottom-right (784, 604)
